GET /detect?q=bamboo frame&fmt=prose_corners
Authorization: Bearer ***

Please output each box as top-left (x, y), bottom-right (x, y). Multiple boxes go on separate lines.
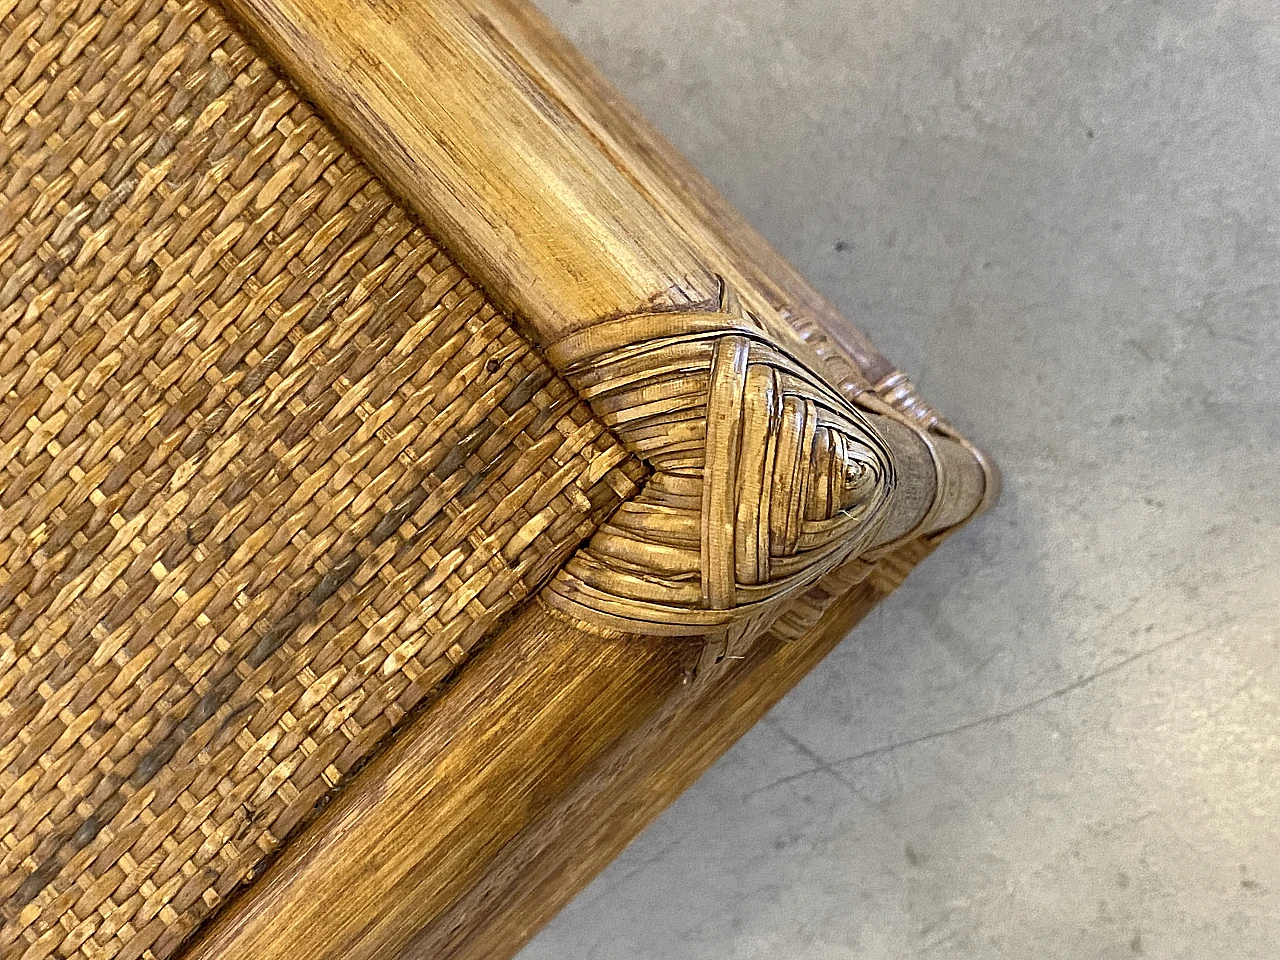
top-left (178, 0), bottom-right (995, 955)
top-left (0, 0), bottom-right (995, 956)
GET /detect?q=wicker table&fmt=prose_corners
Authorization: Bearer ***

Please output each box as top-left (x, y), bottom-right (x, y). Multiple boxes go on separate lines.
top-left (0, 1), bottom-right (995, 957)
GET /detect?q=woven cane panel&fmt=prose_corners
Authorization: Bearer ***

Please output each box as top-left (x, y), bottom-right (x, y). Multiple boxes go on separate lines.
top-left (0, 1), bottom-right (646, 957)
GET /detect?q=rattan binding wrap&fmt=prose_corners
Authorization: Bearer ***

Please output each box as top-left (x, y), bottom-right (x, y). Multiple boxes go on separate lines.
top-left (0, 1), bottom-right (645, 957)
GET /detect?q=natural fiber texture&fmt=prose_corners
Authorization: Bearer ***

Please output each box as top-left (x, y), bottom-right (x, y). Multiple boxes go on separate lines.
top-left (542, 308), bottom-right (895, 647)
top-left (0, 1), bottom-right (644, 957)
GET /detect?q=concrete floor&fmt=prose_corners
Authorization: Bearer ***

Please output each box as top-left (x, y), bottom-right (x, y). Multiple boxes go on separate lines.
top-left (520, 1), bottom-right (1280, 958)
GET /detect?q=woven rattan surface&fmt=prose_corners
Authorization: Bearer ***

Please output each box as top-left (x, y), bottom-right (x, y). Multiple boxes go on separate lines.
top-left (0, 1), bottom-right (645, 956)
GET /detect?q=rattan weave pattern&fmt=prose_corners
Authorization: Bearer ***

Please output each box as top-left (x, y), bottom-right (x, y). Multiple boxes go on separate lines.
top-left (0, 1), bottom-right (645, 957)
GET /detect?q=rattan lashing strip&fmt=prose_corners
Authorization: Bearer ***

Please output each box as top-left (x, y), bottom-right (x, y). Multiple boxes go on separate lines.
top-left (0, 1), bottom-right (644, 958)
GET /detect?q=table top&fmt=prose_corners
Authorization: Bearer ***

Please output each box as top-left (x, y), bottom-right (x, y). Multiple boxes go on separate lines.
top-left (0, 2), bottom-right (991, 958)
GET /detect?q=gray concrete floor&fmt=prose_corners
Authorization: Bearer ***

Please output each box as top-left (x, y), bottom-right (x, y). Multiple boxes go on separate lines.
top-left (520, 1), bottom-right (1280, 957)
